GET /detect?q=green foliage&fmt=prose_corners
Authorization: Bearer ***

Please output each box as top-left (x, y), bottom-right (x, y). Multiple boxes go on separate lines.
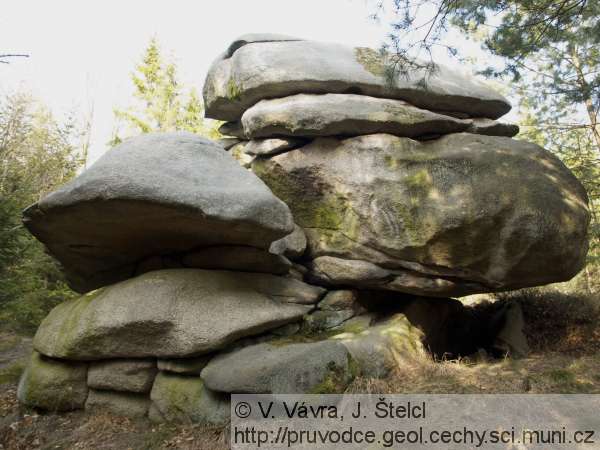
top-left (0, 93), bottom-right (83, 334)
top-left (111, 37), bottom-right (219, 144)
top-left (374, 1), bottom-right (597, 80)
top-left (452, 1), bottom-right (598, 82)
top-left (508, 7), bottom-right (600, 272)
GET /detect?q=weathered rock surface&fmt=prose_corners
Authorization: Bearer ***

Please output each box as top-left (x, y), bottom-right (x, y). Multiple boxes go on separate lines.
top-left (217, 137), bottom-right (243, 150)
top-left (318, 290), bottom-right (365, 313)
top-left (308, 256), bottom-right (483, 297)
top-left (219, 121), bottom-right (246, 138)
top-left (492, 302), bottom-right (529, 358)
top-left (203, 39), bottom-right (511, 121)
top-left (253, 133), bottom-right (589, 296)
top-left (244, 137), bottom-right (306, 156)
top-left (224, 33), bottom-right (302, 58)
top-left (241, 94), bottom-right (471, 138)
top-left (302, 310), bottom-right (357, 332)
top-left (182, 246), bottom-right (291, 274)
top-left (269, 224), bottom-right (307, 260)
top-left (201, 340), bottom-right (356, 394)
top-left (17, 352), bottom-right (88, 411)
top-left (354, 291), bottom-right (516, 359)
top-left (23, 132), bottom-right (293, 293)
top-left (229, 142), bottom-right (254, 168)
top-left (157, 356), bottom-right (213, 375)
top-left (33, 269), bottom-right (320, 360)
top-left (85, 389), bottom-right (150, 418)
top-left (150, 372), bottom-right (229, 424)
top-left (466, 118), bottom-right (519, 137)
top-left (308, 256), bottom-right (392, 285)
top-left (87, 359), bottom-right (157, 393)
top-left (338, 313), bottom-right (426, 378)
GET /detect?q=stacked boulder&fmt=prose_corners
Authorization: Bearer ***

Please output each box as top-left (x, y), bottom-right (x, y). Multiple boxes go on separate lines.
top-left (207, 34), bottom-right (589, 298)
top-left (17, 34), bottom-right (590, 423)
top-left (16, 132), bottom-right (325, 421)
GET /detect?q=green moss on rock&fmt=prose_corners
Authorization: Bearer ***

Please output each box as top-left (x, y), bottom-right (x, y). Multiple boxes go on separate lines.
top-left (354, 47), bottom-right (386, 77)
top-left (150, 372), bottom-right (229, 424)
top-left (309, 354), bottom-right (357, 394)
top-left (0, 359), bottom-right (26, 385)
top-left (226, 78), bottom-right (242, 101)
top-left (17, 351), bottom-right (88, 411)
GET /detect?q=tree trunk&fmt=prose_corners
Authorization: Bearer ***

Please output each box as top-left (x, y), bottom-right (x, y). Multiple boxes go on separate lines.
top-left (571, 48), bottom-right (600, 154)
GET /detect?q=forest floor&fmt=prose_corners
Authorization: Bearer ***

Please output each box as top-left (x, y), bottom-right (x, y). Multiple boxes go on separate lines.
top-left (1, 286), bottom-right (599, 449)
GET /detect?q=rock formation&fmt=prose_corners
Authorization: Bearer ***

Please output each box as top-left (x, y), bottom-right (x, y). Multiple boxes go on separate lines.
top-left (18, 34), bottom-right (589, 424)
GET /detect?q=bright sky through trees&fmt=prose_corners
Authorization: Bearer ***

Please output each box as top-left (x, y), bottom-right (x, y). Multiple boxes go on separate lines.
top-left (1, 0), bottom-right (508, 164)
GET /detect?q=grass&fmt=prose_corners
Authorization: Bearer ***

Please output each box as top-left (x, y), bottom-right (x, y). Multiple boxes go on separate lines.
top-left (0, 407), bottom-right (230, 450)
top-left (348, 351), bottom-right (600, 394)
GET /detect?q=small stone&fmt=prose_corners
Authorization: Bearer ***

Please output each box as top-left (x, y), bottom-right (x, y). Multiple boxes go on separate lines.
top-left (219, 121), bottom-right (246, 138)
top-left (269, 224), bottom-right (307, 260)
top-left (318, 290), bottom-right (364, 312)
top-left (87, 359), bottom-right (157, 393)
top-left (17, 352), bottom-right (88, 411)
top-left (157, 356), bottom-right (213, 375)
top-left (308, 256), bottom-right (391, 285)
top-left (339, 313), bottom-right (426, 378)
top-left (217, 137), bottom-right (243, 150)
top-left (150, 372), bottom-right (229, 424)
top-left (493, 302), bottom-right (529, 358)
top-left (303, 310), bottom-right (356, 332)
top-left (245, 138), bottom-right (306, 156)
top-left (466, 118), bottom-right (519, 137)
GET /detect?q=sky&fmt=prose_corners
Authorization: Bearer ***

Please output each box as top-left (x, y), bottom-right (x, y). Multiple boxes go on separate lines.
top-left (1, 0), bottom-right (512, 164)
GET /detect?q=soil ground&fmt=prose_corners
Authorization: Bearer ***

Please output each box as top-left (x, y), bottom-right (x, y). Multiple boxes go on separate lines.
top-left (2, 287), bottom-right (599, 449)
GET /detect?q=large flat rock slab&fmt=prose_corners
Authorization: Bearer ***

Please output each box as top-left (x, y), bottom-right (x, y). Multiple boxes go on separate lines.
top-left (33, 269), bottom-right (321, 360)
top-left (203, 39), bottom-right (511, 121)
top-left (201, 340), bottom-right (355, 394)
top-left (253, 133), bottom-right (589, 296)
top-left (241, 93), bottom-right (471, 138)
top-left (23, 132), bottom-right (293, 293)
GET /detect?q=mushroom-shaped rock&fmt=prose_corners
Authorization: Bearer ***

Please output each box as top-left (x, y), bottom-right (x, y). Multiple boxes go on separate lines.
top-left (23, 132), bottom-right (294, 292)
